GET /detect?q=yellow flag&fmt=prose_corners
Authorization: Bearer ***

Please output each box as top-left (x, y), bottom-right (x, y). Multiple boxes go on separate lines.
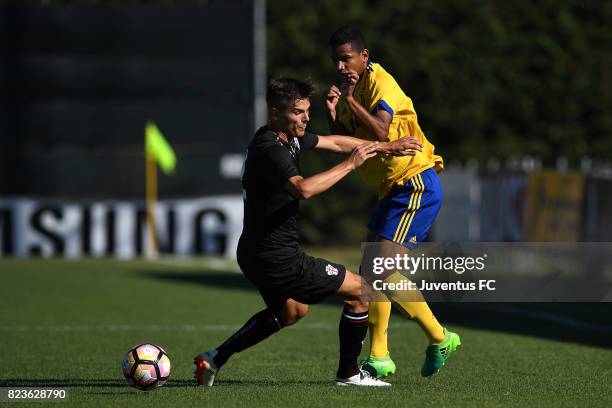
top-left (145, 121), bottom-right (176, 174)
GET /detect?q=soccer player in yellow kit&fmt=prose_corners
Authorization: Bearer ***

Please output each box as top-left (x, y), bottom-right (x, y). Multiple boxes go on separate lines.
top-left (325, 25), bottom-right (461, 378)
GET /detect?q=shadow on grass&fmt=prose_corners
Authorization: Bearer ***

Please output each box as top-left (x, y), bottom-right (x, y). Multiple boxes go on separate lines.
top-left (139, 269), bottom-right (612, 350)
top-left (215, 379), bottom-right (334, 386)
top-left (138, 270), bottom-right (257, 292)
top-left (0, 378), bottom-right (332, 390)
top-left (429, 302), bottom-right (612, 349)
top-left (0, 378), bottom-right (190, 388)
top-left (136, 269), bottom-right (345, 306)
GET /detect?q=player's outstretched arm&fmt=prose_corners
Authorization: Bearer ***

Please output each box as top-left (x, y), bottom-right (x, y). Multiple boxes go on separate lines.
top-left (315, 134), bottom-right (369, 153)
top-left (316, 134), bottom-right (423, 156)
top-left (284, 143), bottom-right (377, 200)
top-left (377, 136), bottom-right (424, 156)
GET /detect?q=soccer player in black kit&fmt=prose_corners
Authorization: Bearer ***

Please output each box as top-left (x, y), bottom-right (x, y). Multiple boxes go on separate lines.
top-left (194, 77), bottom-right (423, 386)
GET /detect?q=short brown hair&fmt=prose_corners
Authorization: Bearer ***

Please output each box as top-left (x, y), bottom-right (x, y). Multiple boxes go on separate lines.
top-left (266, 77), bottom-right (317, 110)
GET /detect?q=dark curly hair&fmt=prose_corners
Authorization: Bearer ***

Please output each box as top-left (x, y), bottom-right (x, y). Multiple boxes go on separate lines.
top-left (266, 77), bottom-right (317, 110)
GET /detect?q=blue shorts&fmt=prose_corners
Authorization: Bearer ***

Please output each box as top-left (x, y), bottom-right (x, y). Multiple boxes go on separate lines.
top-left (367, 168), bottom-right (443, 249)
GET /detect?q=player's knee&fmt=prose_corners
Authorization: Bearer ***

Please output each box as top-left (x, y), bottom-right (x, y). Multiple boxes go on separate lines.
top-left (288, 305), bottom-right (309, 325)
top-left (344, 298), bottom-right (368, 314)
top-left (280, 302), bottom-right (309, 326)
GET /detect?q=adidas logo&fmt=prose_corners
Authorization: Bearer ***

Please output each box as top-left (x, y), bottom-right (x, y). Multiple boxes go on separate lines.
top-left (409, 236), bottom-right (417, 244)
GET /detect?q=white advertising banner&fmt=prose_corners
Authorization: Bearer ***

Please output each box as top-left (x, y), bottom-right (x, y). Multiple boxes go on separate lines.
top-left (0, 196), bottom-right (243, 259)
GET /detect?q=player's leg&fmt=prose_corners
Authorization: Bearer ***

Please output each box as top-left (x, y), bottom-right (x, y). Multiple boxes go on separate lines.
top-left (361, 230), bottom-right (396, 378)
top-left (379, 236), bottom-right (446, 344)
top-left (386, 170), bottom-right (460, 376)
top-left (195, 296), bottom-right (308, 386)
top-left (333, 269), bottom-right (390, 386)
top-left (373, 236), bottom-right (462, 377)
top-left (279, 298), bottom-right (309, 325)
top-left (213, 297), bottom-right (307, 366)
top-left (363, 169), bottom-right (460, 377)
top-left (361, 187), bottom-right (409, 378)
top-left (289, 254), bottom-right (388, 386)
top-left (362, 237), bottom-right (446, 375)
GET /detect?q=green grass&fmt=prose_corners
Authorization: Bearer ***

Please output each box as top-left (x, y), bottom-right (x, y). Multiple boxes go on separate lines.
top-left (0, 255), bottom-right (611, 407)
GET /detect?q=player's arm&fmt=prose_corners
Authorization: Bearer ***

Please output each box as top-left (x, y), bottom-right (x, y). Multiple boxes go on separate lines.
top-left (315, 134), bottom-right (423, 156)
top-left (341, 69), bottom-right (392, 142)
top-left (315, 134), bottom-right (369, 153)
top-left (344, 98), bottom-right (392, 142)
top-left (284, 143), bottom-right (377, 200)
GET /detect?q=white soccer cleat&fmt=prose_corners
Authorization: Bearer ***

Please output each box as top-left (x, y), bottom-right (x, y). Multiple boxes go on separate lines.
top-left (194, 349), bottom-right (218, 386)
top-left (335, 369), bottom-right (392, 386)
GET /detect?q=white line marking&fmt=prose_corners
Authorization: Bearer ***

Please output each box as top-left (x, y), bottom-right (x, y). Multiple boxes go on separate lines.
top-left (147, 257), bottom-right (241, 272)
top-left (1, 306), bottom-right (610, 333)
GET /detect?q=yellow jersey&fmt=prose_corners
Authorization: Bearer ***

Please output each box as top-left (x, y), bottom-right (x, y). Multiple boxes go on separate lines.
top-left (335, 62), bottom-right (444, 198)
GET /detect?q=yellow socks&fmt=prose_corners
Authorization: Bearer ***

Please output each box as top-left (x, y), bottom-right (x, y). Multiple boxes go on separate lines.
top-left (381, 271), bottom-right (446, 344)
top-left (367, 301), bottom-right (392, 357)
top-left (394, 300), bottom-right (445, 343)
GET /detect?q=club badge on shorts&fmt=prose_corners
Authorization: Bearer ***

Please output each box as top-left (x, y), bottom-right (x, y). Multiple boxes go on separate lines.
top-left (325, 264), bottom-right (339, 276)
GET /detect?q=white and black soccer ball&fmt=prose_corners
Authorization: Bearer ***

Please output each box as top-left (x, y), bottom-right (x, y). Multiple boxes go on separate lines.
top-left (122, 343), bottom-right (172, 391)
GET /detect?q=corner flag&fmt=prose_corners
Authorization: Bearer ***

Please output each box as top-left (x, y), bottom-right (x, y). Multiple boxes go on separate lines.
top-left (145, 121), bottom-right (176, 174)
top-left (144, 121), bottom-right (176, 258)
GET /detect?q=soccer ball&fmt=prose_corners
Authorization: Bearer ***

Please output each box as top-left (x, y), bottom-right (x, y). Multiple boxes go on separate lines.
top-left (122, 343), bottom-right (172, 391)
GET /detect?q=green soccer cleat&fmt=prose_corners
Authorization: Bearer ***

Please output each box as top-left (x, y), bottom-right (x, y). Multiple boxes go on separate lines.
top-left (421, 329), bottom-right (461, 377)
top-left (360, 353), bottom-right (397, 379)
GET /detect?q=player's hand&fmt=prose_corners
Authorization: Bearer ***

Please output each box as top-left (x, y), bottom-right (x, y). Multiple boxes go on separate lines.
top-left (348, 142), bottom-right (378, 170)
top-left (326, 85), bottom-right (341, 112)
top-left (340, 69), bottom-right (359, 98)
top-left (383, 136), bottom-right (423, 156)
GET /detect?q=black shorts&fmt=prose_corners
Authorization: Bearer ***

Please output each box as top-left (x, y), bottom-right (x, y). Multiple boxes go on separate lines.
top-left (241, 252), bottom-right (347, 311)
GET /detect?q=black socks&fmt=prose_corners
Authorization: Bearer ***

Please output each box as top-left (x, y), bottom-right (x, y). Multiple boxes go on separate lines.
top-left (214, 308), bottom-right (284, 368)
top-left (336, 307), bottom-right (369, 379)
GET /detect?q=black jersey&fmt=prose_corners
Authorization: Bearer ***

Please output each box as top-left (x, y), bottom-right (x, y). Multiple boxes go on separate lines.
top-left (238, 126), bottom-right (319, 272)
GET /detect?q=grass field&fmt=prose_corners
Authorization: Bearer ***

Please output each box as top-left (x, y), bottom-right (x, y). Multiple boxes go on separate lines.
top-left (1, 251), bottom-right (611, 407)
